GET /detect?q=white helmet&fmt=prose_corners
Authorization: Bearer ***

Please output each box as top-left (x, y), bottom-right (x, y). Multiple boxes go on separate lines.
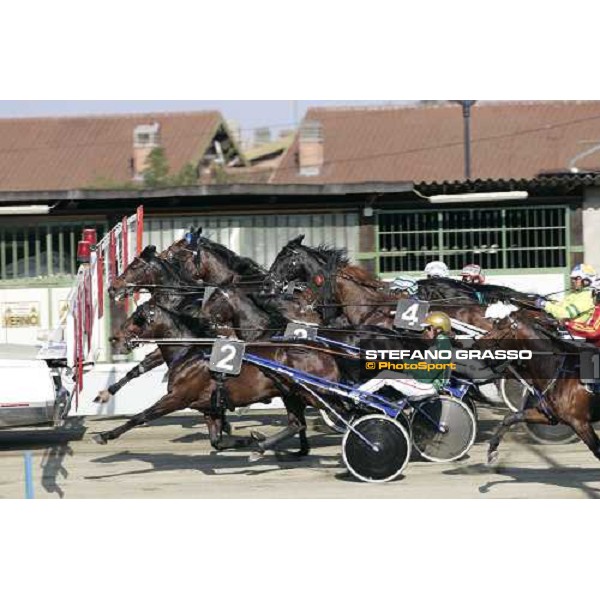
top-left (390, 276), bottom-right (418, 296)
top-left (570, 263), bottom-right (597, 285)
top-left (424, 261), bottom-right (449, 279)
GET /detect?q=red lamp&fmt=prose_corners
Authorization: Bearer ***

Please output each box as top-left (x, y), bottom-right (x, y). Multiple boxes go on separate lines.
top-left (77, 240), bottom-right (91, 263)
top-left (82, 228), bottom-right (97, 246)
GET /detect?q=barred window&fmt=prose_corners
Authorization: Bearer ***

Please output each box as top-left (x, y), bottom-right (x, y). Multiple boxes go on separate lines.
top-left (0, 221), bottom-right (107, 281)
top-left (378, 207), bottom-right (567, 274)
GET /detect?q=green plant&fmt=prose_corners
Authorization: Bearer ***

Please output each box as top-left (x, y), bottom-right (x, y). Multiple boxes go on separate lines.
top-left (142, 147), bottom-right (170, 187)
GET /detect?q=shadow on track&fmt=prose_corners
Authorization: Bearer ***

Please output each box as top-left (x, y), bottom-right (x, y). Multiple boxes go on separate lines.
top-left (0, 417), bottom-right (86, 499)
top-left (85, 448), bottom-right (342, 480)
top-left (443, 441), bottom-right (600, 499)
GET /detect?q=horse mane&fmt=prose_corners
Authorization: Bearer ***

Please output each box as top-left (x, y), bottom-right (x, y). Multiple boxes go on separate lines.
top-left (157, 299), bottom-right (216, 338)
top-left (311, 243), bottom-right (350, 268)
top-left (417, 278), bottom-right (477, 302)
top-left (341, 264), bottom-right (383, 287)
top-left (197, 236), bottom-right (266, 277)
top-left (247, 293), bottom-right (289, 332)
top-left (475, 283), bottom-right (541, 305)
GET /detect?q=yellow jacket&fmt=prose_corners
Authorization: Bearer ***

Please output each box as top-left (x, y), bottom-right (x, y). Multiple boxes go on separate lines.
top-left (544, 289), bottom-right (594, 323)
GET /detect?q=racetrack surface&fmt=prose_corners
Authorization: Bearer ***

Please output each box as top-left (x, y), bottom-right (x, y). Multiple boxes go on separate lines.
top-left (1, 406), bottom-right (599, 499)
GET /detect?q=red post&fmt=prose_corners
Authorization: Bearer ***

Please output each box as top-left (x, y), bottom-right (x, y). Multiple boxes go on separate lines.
top-left (85, 269), bottom-right (93, 353)
top-left (136, 205), bottom-right (144, 256)
top-left (121, 217), bottom-right (129, 313)
top-left (109, 230), bottom-right (117, 284)
top-left (76, 287), bottom-right (84, 408)
top-left (97, 252), bottom-right (104, 319)
top-left (73, 298), bottom-right (79, 409)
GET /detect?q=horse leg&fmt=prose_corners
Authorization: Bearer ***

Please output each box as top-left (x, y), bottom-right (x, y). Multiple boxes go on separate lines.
top-left (487, 407), bottom-right (551, 464)
top-left (251, 395), bottom-right (308, 460)
top-left (294, 403), bottom-right (310, 457)
top-left (563, 419), bottom-right (600, 460)
top-left (204, 413), bottom-right (255, 450)
top-left (91, 392), bottom-right (184, 445)
top-left (93, 349), bottom-right (164, 404)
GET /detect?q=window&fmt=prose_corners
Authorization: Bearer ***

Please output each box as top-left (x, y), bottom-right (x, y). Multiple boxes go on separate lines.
top-left (377, 206), bottom-right (567, 274)
top-left (0, 221), bottom-right (107, 281)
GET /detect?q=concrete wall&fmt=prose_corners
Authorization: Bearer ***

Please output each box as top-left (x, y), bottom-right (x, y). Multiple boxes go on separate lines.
top-left (0, 286), bottom-right (71, 345)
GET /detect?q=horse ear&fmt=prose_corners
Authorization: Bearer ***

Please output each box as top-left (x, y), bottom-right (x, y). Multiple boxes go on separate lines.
top-left (140, 245), bottom-right (157, 260)
top-left (287, 234), bottom-right (305, 247)
top-left (195, 227), bottom-right (203, 236)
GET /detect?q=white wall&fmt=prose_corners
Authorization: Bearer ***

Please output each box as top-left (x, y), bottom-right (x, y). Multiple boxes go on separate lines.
top-left (0, 286), bottom-right (71, 345)
top-left (483, 274), bottom-right (566, 298)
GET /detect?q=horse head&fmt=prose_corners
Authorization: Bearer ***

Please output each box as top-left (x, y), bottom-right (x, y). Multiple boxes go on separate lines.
top-left (266, 235), bottom-right (340, 295)
top-left (108, 245), bottom-right (159, 300)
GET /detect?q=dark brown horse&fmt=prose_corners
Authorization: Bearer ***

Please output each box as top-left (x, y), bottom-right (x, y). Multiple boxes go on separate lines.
top-left (266, 235), bottom-right (548, 334)
top-left (96, 241), bottom-right (320, 404)
top-left (94, 298), bottom-right (341, 458)
top-left (481, 312), bottom-right (600, 463)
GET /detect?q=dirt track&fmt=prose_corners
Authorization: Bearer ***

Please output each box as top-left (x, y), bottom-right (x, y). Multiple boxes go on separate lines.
top-left (1, 406), bottom-right (599, 499)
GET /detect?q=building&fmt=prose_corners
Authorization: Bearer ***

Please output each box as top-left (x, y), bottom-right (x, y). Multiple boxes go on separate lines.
top-left (269, 100), bottom-right (600, 289)
top-left (3, 104), bottom-right (600, 352)
top-left (0, 110), bottom-right (245, 345)
top-left (270, 101), bottom-right (600, 184)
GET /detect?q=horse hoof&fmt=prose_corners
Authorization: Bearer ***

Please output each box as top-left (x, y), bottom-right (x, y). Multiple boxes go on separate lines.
top-left (487, 450), bottom-right (499, 465)
top-left (251, 430), bottom-right (267, 442)
top-left (91, 433), bottom-right (108, 445)
top-left (93, 390), bottom-right (111, 404)
top-left (248, 451), bottom-right (264, 463)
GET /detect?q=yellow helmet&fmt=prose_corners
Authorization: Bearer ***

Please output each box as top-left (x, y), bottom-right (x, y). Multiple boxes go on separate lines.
top-left (423, 311), bottom-right (452, 334)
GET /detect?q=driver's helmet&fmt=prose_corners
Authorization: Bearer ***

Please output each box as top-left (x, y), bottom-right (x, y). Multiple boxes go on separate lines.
top-left (461, 263), bottom-right (485, 284)
top-left (422, 311), bottom-right (452, 335)
top-left (591, 279), bottom-right (600, 303)
top-left (390, 275), bottom-right (418, 296)
top-left (424, 261), bottom-right (449, 279)
top-left (570, 263), bottom-right (596, 286)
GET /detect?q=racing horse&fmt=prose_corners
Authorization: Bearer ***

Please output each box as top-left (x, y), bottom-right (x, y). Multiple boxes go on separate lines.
top-left (266, 235), bottom-right (549, 330)
top-left (95, 241), bottom-right (320, 404)
top-left (94, 298), bottom-right (342, 457)
top-left (481, 312), bottom-right (600, 462)
top-left (264, 235), bottom-right (497, 330)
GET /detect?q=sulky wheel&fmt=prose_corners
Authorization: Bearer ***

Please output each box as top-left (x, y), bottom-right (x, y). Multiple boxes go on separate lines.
top-left (342, 414), bottom-right (411, 483)
top-left (522, 394), bottom-right (578, 445)
top-left (411, 396), bottom-right (477, 463)
top-left (500, 378), bottom-right (529, 412)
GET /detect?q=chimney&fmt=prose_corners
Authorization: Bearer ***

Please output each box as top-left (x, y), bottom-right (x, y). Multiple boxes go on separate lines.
top-left (254, 127), bottom-right (271, 146)
top-left (298, 120), bottom-right (323, 176)
top-left (132, 122), bottom-right (161, 181)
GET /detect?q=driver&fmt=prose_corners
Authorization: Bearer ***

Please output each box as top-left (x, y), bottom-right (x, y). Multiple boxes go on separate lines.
top-left (424, 261), bottom-right (450, 279)
top-left (535, 263), bottom-right (596, 324)
top-left (461, 263), bottom-right (485, 285)
top-left (355, 312), bottom-right (453, 402)
top-left (565, 279), bottom-right (600, 345)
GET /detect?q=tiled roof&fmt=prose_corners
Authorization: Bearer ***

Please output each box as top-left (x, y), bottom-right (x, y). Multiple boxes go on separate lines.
top-left (271, 101), bottom-right (600, 184)
top-left (0, 111), bottom-right (225, 191)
